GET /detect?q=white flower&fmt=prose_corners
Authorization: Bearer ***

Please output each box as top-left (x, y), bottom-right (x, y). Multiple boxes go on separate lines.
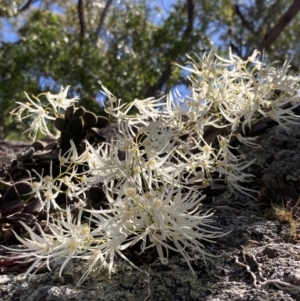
top-left (265, 104), bottom-right (300, 132)
top-left (215, 157), bottom-right (257, 198)
top-left (30, 162), bottom-right (63, 223)
top-left (45, 86), bottom-right (78, 113)
top-left (133, 97), bottom-right (165, 120)
top-left (102, 86), bottom-right (135, 121)
top-left (3, 207), bottom-right (93, 279)
top-left (7, 47), bottom-right (300, 286)
top-left (58, 139), bottom-right (91, 166)
top-left (235, 133), bottom-right (259, 148)
top-left (10, 92), bottom-right (56, 140)
top-left (88, 182), bottom-right (225, 276)
top-left (83, 141), bottom-right (122, 185)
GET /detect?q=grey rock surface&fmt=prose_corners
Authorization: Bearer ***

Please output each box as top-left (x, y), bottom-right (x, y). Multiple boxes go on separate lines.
top-left (1, 124), bottom-right (300, 301)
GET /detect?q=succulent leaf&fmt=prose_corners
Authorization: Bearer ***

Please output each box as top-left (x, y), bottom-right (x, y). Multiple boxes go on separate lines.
top-left (73, 106), bottom-right (86, 117)
top-left (83, 111), bottom-right (98, 128)
top-left (66, 117), bottom-right (83, 137)
top-left (54, 117), bottom-right (67, 131)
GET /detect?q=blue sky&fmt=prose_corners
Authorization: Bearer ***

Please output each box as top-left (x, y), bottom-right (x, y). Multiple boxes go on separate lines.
top-left (1, 0), bottom-right (195, 101)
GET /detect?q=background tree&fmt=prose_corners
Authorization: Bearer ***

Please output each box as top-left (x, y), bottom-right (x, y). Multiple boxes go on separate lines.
top-left (0, 0), bottom-right (300, 139)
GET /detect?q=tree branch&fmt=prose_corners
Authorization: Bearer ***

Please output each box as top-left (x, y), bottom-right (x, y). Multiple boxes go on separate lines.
top-left (77, 0), bottom-right (86, 41)
top-left (184, 0), bottom-right (194, 36)
top-left (257, 0), bottom-right (300, 51)
top-left (144, 0), bottom-right (194, 98)
top-left (94, 0), bottom-right (114, 46)
top-left (19, 0), bottom-right (35, 13)
top-left (230, 41), bottom-right (243, 57)
top-left (234, 4), bottom-right (255, 34)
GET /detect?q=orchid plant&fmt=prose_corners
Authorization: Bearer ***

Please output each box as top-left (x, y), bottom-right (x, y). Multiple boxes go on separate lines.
top-left (2, 48), bottom-right (300, 286)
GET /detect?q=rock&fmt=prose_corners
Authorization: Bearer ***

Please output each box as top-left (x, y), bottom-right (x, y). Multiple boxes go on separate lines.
top-left (1, 125), bottom-right (300, 300)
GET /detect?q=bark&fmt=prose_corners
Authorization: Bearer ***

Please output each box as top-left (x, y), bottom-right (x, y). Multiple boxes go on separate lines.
top-left (257, 0), bottom-right (300, 51)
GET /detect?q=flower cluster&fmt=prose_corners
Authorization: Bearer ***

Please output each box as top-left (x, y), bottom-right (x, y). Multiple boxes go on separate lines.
top-left (10, 86), bottom-right (78, 140)
top-left (2, 49), bottom-right (300, 286)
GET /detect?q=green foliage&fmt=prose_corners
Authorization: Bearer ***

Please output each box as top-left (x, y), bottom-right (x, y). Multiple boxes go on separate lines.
top-left (0, 0), bottom-right (300, 139)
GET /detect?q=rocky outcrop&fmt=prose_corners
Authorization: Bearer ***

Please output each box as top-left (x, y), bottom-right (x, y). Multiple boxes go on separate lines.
top-left (1, 124), bottom-right (300, 300)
